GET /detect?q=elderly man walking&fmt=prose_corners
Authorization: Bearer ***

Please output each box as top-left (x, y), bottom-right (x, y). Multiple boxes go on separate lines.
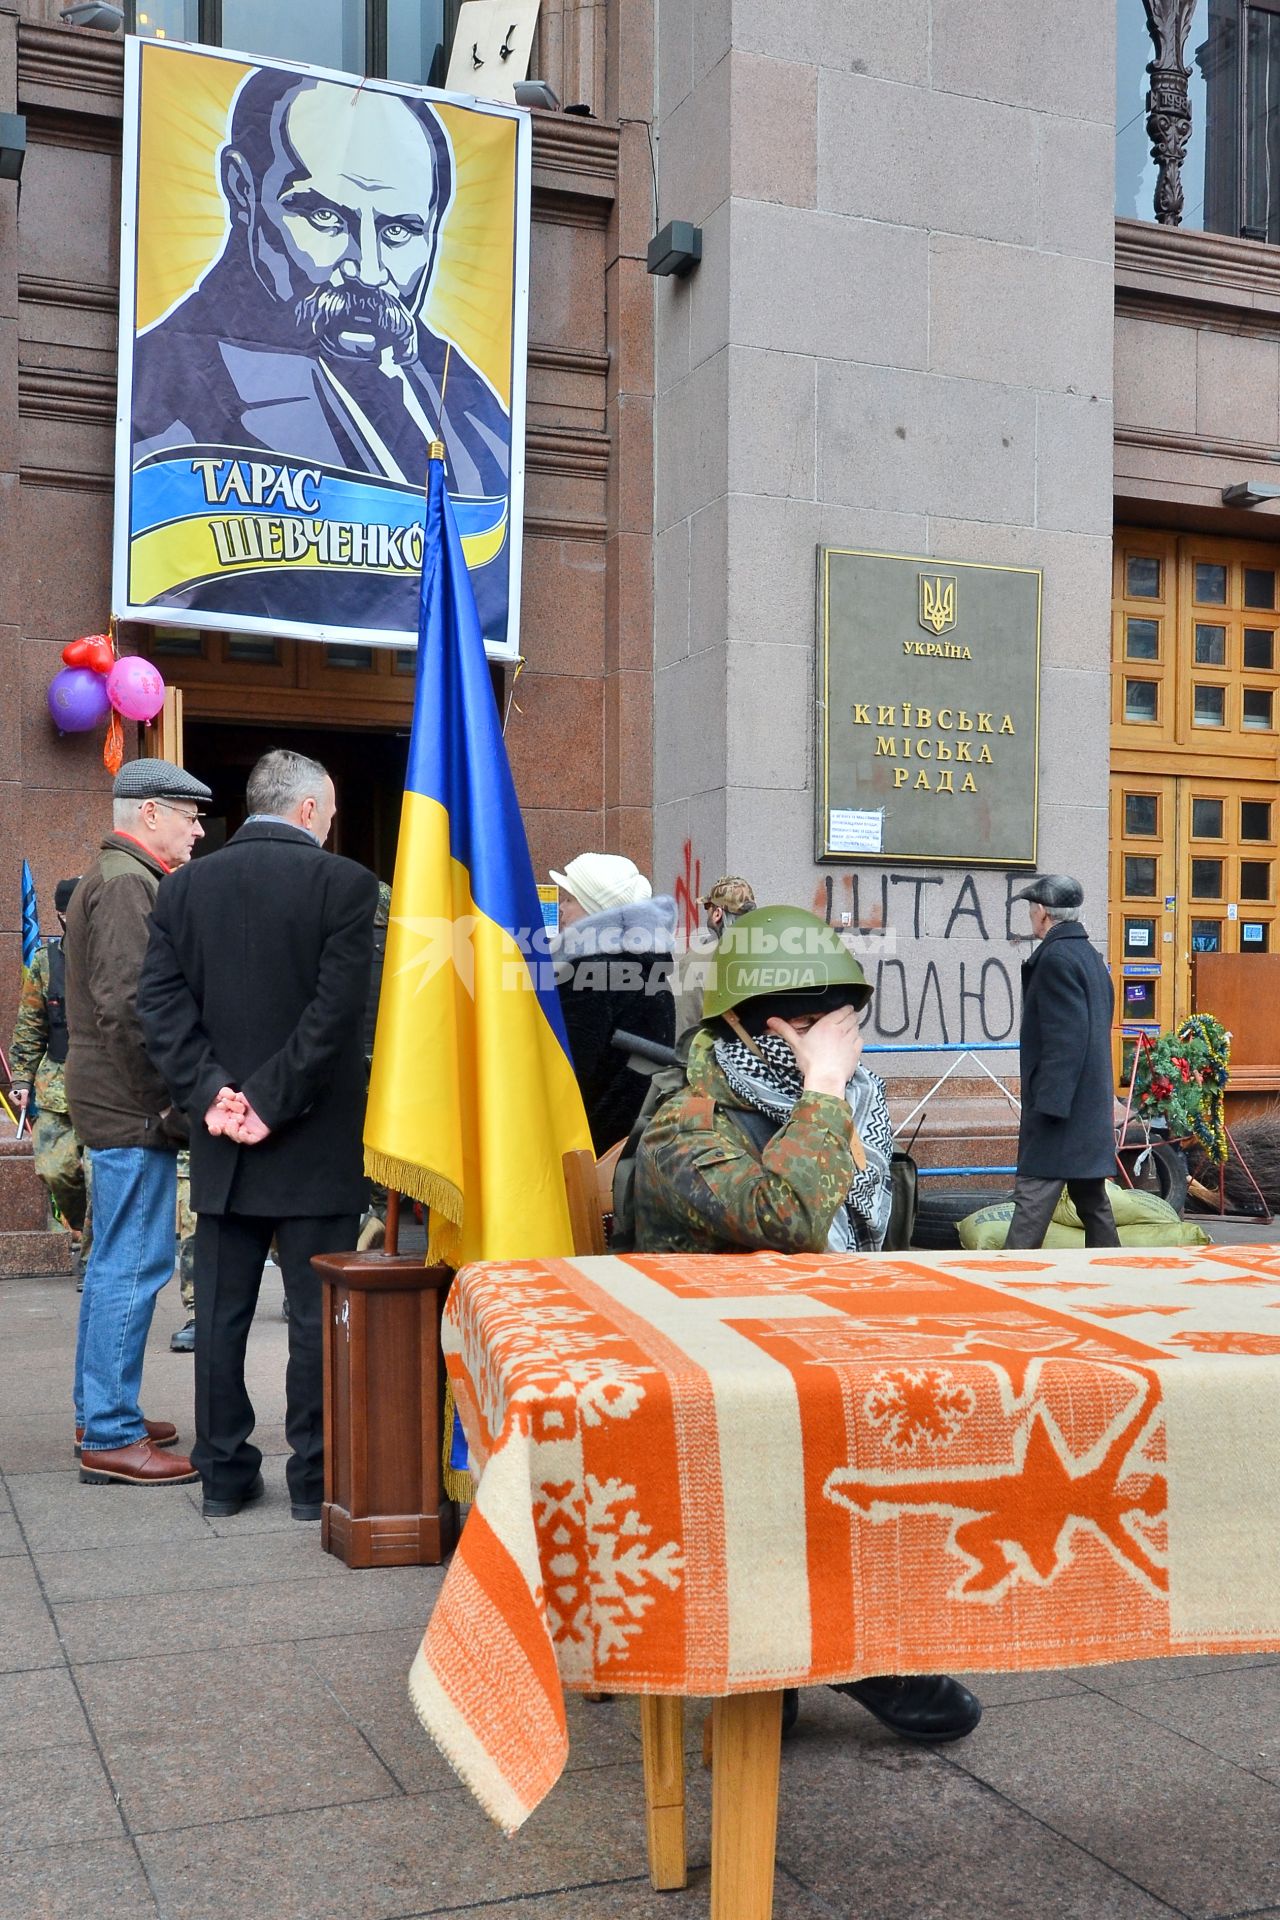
top-left (138, 749), bottom-right (376, 1522)
top-left (1005, 873), bottom-right (1120, 1250)
top-left (66, 759), bottom-right (211, 1486)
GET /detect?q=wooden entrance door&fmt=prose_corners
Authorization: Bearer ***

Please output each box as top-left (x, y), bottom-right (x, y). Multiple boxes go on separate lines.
top-left (1111, 531), bottom-right (1280, 1079)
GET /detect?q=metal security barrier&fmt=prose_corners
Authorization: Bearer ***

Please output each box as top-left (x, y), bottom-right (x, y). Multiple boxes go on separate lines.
top-left (865, 1040), bottom-right (1019, 1179)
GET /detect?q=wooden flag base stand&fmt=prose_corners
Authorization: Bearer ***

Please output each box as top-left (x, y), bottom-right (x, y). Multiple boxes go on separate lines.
top-left (313, 1194), bottom-right (457, 1569)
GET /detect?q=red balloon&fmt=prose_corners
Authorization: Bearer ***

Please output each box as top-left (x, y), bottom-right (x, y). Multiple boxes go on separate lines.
top-left (61, 639), bottom-right (91, 667)
top-left (85, 639), bottom-right (114, 675)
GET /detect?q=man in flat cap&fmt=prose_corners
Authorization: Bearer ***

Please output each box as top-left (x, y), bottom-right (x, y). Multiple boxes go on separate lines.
top-left (64, 758), bottom-right (212, 1486)
top-left (1006, 874), bottom-right (1120, 1249)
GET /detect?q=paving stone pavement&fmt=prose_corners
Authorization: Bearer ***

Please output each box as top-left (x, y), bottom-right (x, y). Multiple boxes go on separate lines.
top-left (2, 1253), bottom-right (1279, 1920)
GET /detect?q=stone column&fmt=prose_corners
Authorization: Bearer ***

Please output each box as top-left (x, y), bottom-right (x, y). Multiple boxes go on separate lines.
top-left (0, 0), bottom-right (21, 1043)
top-left (652, 0), bottom-right (1116, 1048)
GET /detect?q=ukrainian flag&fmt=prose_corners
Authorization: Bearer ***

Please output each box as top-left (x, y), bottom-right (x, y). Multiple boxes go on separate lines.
top-left (364, 447), bottom-right (591, 1266)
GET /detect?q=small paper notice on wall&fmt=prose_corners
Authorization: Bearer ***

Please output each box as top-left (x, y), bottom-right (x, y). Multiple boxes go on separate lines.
top-left (828, 808), bottom-right (884, 854)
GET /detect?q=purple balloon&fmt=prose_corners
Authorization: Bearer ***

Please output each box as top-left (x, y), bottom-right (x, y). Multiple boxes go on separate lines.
top-left (48, 666), bottom-right (112, 733)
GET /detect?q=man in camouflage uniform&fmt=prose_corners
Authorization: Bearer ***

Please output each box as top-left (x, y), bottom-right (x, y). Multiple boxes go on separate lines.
top-left (672, 874), bottom-right (756, 1047)
top-left (634, 904), bottom-right (982, 1748)
top-left (9, 878), bottom-right (91, 1278)
top-left (170, 1152), bottom-right (198, 1351)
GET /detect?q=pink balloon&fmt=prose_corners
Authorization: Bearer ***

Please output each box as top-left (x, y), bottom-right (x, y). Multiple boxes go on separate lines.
top-left (106, 655), bottom-right (166, 723)
top-left (47, 667), bottom-right (112, 733)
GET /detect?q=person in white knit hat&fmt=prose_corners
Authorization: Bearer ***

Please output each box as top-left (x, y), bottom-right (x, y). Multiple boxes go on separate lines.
top-left (550, 854), bottom-right (676, 1151)
top-left (549, 852), bottom-right (652, 924)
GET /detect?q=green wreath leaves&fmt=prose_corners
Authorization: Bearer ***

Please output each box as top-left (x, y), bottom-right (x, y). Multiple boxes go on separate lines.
top-left (1132, 1013), bottom-right (1231, 1165)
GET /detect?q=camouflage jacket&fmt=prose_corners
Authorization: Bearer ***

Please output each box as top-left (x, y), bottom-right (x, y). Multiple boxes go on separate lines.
top-left (633, 1031), bottom-right (857, 1254)
top-left (9, 946), bottom-right (68, 1113)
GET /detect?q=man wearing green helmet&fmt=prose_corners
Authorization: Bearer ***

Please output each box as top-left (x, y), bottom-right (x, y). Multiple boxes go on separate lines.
top-left (634, 904), bottom-right (982, 1747)
top-left (637, 905), bottom-right (892, 1253)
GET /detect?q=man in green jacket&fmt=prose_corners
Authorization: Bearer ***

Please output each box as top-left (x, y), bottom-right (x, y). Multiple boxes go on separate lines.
top-left (635, 905), bottom-right (982, 1747)
top-left (65, 759), bottom-right (211, 1487)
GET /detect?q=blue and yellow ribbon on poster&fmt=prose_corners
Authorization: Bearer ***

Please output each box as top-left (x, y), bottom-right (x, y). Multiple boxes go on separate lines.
top-left (128, 453), bottom-right (507, 604)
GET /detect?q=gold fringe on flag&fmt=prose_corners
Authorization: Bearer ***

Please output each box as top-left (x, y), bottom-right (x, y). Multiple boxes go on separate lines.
top-left (442, 1376), bottom-right (476, 1505)
top-left (364, 1150), bottom-right (462, 1231)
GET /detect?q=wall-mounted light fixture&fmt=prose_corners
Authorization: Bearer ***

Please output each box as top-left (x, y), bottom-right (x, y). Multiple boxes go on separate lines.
top-left (1222, 480), bottom-right (1280, 507)
top-left (0, 115), bottom-right (25, 183)
top-left (59, 2), bottom-right (124, 28)
top-left (514, 81), bottom-right (560, 110)
top-left (646, 220), bottom-right (702, 279)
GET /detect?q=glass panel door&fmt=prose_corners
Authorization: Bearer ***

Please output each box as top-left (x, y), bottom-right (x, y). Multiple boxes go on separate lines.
top-left (1111, 530), bottom-right (1280, 1078)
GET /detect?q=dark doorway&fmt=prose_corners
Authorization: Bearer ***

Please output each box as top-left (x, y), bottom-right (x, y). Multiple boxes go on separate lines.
top-left (184, 720), bottom-right (410, 877)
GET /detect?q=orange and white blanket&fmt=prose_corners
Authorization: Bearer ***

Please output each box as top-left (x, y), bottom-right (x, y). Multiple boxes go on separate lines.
top-left (408, 1246), bottom-right (1280, 1832)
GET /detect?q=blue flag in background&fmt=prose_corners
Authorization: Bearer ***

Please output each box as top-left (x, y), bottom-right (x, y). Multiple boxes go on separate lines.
top-left (20, 862), bottom-right (39, 972)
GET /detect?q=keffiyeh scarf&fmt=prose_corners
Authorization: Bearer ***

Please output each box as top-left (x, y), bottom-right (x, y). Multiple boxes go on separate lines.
top-left (713, 1030), bottom-right (894, 1251)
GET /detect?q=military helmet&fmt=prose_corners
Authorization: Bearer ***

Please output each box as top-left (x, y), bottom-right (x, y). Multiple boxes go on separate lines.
top-left (701, 905), bottom-right (872, 1022)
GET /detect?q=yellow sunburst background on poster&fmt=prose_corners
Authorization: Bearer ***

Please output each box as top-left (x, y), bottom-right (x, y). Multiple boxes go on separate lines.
top-left (133, 42), bottom-right (516, 409)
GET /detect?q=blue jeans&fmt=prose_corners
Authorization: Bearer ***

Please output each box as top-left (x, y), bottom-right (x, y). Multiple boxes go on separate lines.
top-left (74, 1146), bottom-right (178, 1452)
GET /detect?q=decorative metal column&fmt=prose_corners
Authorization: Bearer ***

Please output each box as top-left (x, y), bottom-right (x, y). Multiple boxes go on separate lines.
top-left (1144, 0), bottom-right (1199, 224)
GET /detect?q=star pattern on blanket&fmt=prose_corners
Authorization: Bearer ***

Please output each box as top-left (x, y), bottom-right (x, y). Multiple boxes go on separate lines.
top-left (824, 1371), bottom-right (1166, 1601)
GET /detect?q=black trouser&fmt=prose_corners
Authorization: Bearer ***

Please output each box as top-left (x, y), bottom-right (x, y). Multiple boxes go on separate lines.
top-left (193, 1212), bottom-right (360, 1505)
top-left (1004, 1176), bottom-right (1120, 1250)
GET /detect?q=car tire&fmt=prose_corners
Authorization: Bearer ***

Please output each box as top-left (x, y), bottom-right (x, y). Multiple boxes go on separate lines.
top-left (910, 1190), bottom-right (1015, 1250)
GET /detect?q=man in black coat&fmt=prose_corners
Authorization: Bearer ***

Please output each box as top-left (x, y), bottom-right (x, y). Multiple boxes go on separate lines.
top-left (1005, 874), bottom-right (1120, 1249)
top-left (138, 749), bottom-right (377, 1520)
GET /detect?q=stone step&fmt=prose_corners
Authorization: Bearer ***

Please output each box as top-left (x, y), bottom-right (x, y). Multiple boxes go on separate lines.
top-left (0, 1144), bottom-right (55, 1232)
top-left (0, 1138), bottom-right (78, 1276)
top-left (887, 1088), bottom-right (1021, 1194)
top-left (0, 1230), bottom-right (74, 1278)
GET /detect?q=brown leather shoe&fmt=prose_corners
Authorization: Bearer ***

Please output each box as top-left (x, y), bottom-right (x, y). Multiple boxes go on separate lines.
top-left (74, 1418), bottom-right (178, 1458)
top-left (79, 1440), bottom-right (198, 1486)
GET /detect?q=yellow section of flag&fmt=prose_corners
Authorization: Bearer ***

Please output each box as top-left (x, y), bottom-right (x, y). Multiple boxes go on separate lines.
top-left (364, 788), bottom-right (591, 1268)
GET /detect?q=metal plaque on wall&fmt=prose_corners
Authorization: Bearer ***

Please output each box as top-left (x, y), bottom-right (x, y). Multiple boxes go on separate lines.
top-left (816, 547), bottom-right (1042, 866)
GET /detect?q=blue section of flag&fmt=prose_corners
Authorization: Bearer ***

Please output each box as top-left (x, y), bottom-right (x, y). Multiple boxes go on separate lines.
top-left (20, 861), bottom-right (39, 972)
top-left (410, 459), bottom-right (569, 1054)
top-left (449, 1409), bottom-right (471, 1475)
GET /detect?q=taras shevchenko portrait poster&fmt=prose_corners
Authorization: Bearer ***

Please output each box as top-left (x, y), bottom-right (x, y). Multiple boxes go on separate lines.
top-left (113, 38), bottom-right (530, 658)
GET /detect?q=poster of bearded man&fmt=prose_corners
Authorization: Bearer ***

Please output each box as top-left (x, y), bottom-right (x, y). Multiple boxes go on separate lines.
top-left (112, 38), bottom-right (529, 658)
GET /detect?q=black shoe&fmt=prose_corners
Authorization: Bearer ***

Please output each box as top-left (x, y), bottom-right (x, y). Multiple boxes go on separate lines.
top-left (201, 1471), bottom-right (265, 1519)
top-left (832, 1673), bottom-right (982, 1743)
top-left (781, 1688), bottom-right (800, 1736)
top-left (169, 1318), bottom-right (195, 1353)
top-left (290, 1501), bottom-right (322, 1522)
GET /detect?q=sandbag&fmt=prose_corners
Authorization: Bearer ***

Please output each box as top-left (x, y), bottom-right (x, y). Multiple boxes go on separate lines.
top-left (959, 1180), bottom-right (1209, 1252)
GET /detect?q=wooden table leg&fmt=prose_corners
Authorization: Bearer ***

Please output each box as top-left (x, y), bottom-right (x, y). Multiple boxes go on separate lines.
top-left (639, 1696), bottom-right (687, 1890)
top-left (710, 1691), bottom-right (782, 1920)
